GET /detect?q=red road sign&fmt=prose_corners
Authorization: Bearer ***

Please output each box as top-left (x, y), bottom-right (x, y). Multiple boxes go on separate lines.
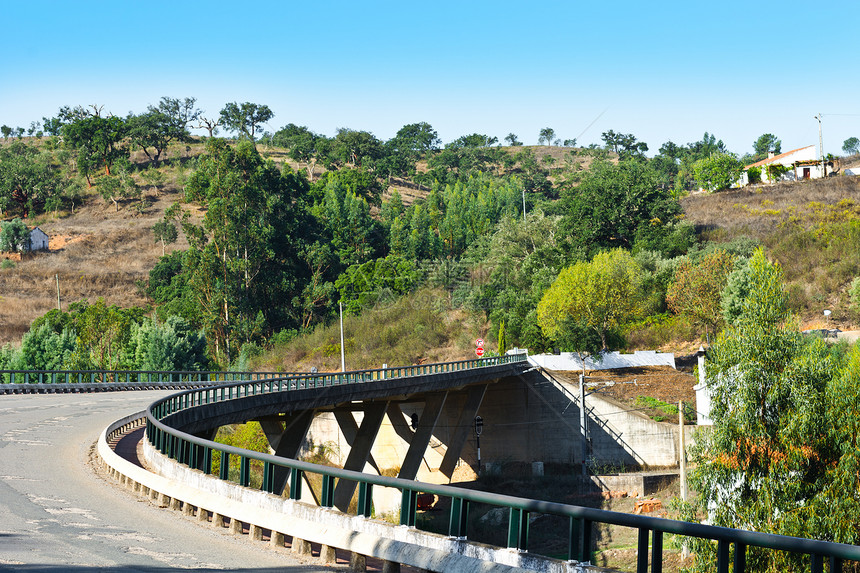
top-left (475, 347), bottom-right (485, 357)
top-left (476, 338), bottom-right (484, 347)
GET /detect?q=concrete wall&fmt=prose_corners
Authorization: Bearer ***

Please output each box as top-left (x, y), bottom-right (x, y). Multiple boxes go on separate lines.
top-left (528, 351), bottom-right (676, 371)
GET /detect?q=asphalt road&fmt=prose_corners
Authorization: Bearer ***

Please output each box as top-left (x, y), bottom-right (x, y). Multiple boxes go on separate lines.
top-left (0, 392), bottom-right (341, 572)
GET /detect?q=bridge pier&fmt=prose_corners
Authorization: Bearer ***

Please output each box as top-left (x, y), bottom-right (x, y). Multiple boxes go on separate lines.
top-left (397, 392), bottom-right (447, 480)
top-left (438, 384), bottom-right (487, 478)
top-left (333, 402), bottom-right (388, 511)
top-left (334, 409), bottom-right (381, 473)
top-left (259, 410), bottom-right (315, 495)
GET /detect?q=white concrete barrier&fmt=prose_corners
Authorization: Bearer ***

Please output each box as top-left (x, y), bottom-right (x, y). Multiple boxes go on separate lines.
top-left (528, 351), bottom-right (676, 372)
top-left (98, 414), bottom-right (596, 573)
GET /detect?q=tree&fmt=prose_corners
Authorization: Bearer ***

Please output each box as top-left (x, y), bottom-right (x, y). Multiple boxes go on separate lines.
top-left (685, 249), bottom-right (855, 570)
top-left (1, 126), bottom-right (11, 140)
top-left (334, 254), bottom-right (419, 315)
top-left (563, 138), bottom-right (577, 147)
top-left (447, 134), bottom-right (498, 149)
top-left (62, 115), bottom-right (128, 184)
top-left (219, 102), bottom-right (274, 142)
top-left (0, 141), bottom-right (64, 217)
top-left (183, 139), bottom-right (315, 363)
top-left (152, 204), bottom-right (179, 255)
top-left (691, 153), bottom-right (744, 191)
top-left (537, 249), bottom-right (641, 349)
top-left (752, 133), bottom-right (782, 160)
top-left (666, 250), bottom-right (735, 340)
top-left (0, 218), bottom-right (30, 252)
top-left (538, 127), bottom-right (555, 146)
top-left (504, 133), bottom-right (522, 146)
top-left (197, 116), bottom-right (220, 138)
top-left (154, 96), bottom-right (201, 132)
top-left (842, 137), bottom-right (859, 156)
top-left (559, 159), bottom-right (681, 254)
top-left (273, 124), bottom-right (330, 181)
top-left (126, 111), bottom-right (177, 164)
top-left (331, 128), bottom-right (384, 168)
top-left (389, 122), bottom-right (440, 156)
top-left (96, 167), bottom-right (138, 211)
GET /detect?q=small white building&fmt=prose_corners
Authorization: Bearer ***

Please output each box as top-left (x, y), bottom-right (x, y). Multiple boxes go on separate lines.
top-left (28, 227), bottom-right (49, 251)
top-left (737, 145), bottom-right (833, 186)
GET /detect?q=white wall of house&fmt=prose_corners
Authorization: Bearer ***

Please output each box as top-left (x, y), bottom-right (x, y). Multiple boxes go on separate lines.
top-left (29, 228), bottom-right (49, 251)
top-left (741, 146), bottom-right (821, 185)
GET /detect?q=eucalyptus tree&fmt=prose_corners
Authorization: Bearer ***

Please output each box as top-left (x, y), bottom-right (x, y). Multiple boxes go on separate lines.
top-left (183, 138), bottom-right (314, 363)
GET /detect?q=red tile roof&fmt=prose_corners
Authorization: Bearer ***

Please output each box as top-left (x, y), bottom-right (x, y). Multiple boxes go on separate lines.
top-left (744, 145), bottom-right (815, 169)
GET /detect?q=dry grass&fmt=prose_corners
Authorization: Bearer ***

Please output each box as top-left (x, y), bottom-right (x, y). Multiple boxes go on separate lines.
top-left (680, 175), bottom-right (860, 329)
top-left (681, 176), bottom-right (860, 239)
top-left (0, 188), bottom-right (190, 346)
top-left (252, 288), bottom-right (491, 372)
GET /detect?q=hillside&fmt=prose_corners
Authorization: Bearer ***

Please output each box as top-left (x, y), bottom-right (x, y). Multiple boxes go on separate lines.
top-left (3, 135), bottom-right (859, 364)
top-left (681, 175), bottom-right (860, 329)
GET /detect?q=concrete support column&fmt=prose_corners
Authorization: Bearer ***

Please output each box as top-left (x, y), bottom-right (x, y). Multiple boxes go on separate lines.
top-left (291, 537), bottom-right (312, 555)
top-left (333, 402), bottom-right (388, 511)
top-left (334, 409), bottom-right (381, 474)
top-left (381, 561), bottom-right (401, 573)
top-left (439, 384), bottom-right (487, 478)
top-left (197, 508), bottom-right (209, 523)
top-left (320, 544), bottom-right (337, 563)
top-left (249, 524), bottom-right (263, 541)
top-left (212, 512), bottom-right (224, 527)
top-left (229, 518), bottom-right (243, 535)
top-left (260, 410), bottom-right (315, 494)
top-left (398, 392), bottom-right (447, 480)
top-left (349, 552), bottom-right (367, 572)
top-left (270, 531), bottom-right (285, 548)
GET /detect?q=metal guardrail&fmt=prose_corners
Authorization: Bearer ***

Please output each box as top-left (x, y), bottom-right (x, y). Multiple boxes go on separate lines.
top-left (141, 353), bottom-right (860, 573)
top-left (0, 369), bottom-right (288, 385)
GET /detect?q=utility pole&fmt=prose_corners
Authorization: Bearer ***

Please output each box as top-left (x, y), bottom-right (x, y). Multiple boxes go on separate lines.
top-left (580, 374), bottom-right (588, 478)
top-left (815, 113), bottom-right (826, 177)
top-left (339, 301), bottom-right (346, 373)
top-left (522, 188), bottom-right (526, 220)
top-left (55, 274), bottom-right (61, 311)
top-left (679, 400), bottom-right (689, 559)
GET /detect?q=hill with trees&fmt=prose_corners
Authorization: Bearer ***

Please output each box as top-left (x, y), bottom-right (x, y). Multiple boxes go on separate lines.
top-left (2, 99), bottom-right (860, 373)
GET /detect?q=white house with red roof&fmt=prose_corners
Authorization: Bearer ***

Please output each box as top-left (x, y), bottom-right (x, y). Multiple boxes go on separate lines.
top-left (738, 145), bottom-right (832, 186)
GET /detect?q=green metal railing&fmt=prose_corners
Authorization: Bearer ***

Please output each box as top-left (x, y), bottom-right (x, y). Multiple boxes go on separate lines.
top-left (0, 369), bottom-right (289, 385)
top-left (143, 354), bottom-right (859, 572)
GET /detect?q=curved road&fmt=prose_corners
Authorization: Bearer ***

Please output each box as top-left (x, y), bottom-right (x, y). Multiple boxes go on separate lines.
top-left (0, 391), bottom-right (341, 572)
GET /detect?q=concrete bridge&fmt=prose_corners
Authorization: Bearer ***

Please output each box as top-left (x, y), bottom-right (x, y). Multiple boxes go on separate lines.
top-left (6, 356), bottom-right (860, 572)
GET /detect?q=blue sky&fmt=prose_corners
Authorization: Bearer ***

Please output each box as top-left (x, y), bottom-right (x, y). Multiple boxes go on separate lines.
top-left (2, 0), bottom-right (858, 157)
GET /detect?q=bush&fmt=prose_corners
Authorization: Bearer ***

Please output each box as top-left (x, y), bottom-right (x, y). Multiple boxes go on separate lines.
top-left (0, 218), bottom-right (30, 252)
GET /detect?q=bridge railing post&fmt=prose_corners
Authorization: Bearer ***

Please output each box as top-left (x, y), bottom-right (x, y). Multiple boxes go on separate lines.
top-left (507, 507), bottom-right (529, 551)
top-left (321, 475), bottom-right (335, 507)
top-left (289, 468), bottom-right (303, 500)
top-left (400, 489), bottom-right (417, 527)
top-left (449, 497), bottom-right (469, 538)
top-left (358, 482), bottom-right (373, 518)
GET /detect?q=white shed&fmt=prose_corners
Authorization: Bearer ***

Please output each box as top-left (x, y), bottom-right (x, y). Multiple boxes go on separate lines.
top-left (29, 227), bottom-right (49, 251)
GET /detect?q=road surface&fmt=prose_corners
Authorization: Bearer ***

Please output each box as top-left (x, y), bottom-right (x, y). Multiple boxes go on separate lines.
top-left (0, 391), bottom-right (341, 572)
